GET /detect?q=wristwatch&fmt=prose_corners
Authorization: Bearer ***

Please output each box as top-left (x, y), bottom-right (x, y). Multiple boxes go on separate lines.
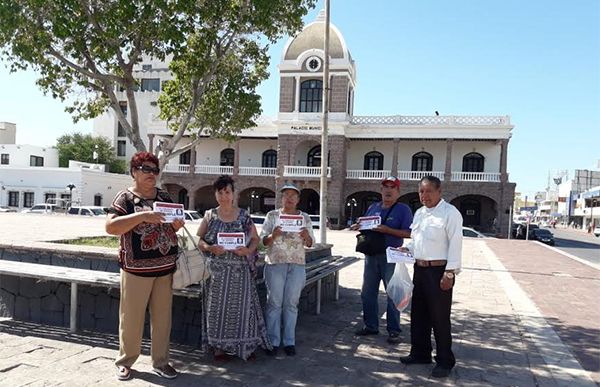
top-left (444, 272), bottom-right (455, 279)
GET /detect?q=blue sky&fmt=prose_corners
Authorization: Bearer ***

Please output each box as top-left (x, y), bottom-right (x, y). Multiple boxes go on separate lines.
top-left (0, 0), bottom-right (598, 197)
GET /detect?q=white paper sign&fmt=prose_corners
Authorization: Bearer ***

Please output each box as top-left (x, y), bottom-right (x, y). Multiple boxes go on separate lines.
top-left (278, 214), bottom-right (305, 232)
top-left (358, 215), bottom-right (381, 230)
top-left (386, 247), bottom-right (415, 264)
top-left (152, 202), bottom-right (185, 223)
top-left (217, 232), bottom-right (246, 250)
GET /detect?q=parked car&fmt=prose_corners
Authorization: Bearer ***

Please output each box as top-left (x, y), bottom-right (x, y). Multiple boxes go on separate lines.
top-left (250, 215), bottom-right (266, 225)
top-left (184, 210), bottom-right (202, 223)
top-left (21, 203), bottom-right (60, 214)
top-left (530, 228), bottom-right (555, 245)
top-left (0, 206), bottom-right (17, 213)
top-left (67, 206), bottom-right (107, 216)
top-left (515, 223), bottom-right (539, 239)
top-left (462, 227), bottom-right (486, 238)
top-left (593, 226), bottom-right (600, 237)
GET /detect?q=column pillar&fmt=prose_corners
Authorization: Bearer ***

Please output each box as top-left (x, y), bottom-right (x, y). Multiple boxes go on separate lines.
top-left (391, 138), bottom-right (400, 177)
top-left (189, 145), bottom-right (196, 176)
top-left (294, 76), bottom-right (301, 112)
top-left (188, 189), bottom-right (197, 211)
top-left (500, 139), bottom-right (508, 183)
top-left (148, 134), bottom-right (155, 154)
top-left (233, 141), bottom-right (240, 176)
top-left (444, 139), bottom-right (453, 182)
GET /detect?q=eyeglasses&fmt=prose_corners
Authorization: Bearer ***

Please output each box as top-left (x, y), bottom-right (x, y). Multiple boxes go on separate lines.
top-left (136, 165), bottom-right (160, 175)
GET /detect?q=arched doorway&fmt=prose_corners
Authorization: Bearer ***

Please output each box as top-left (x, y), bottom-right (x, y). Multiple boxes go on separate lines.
top-left (345, 191), bottom-right (382, 225)
top-left (450, 195), bottom-right (497, 232)
top-left (398, 192), bottom-right (421, 215)
top-left (299, 189), bottom-right (319, 215)
top-left (178, 188), bottom-right (189, 209)
top-left (194, 186), bottom-right (218, 215)
top-left (238, 187), bottom-right (276, 214)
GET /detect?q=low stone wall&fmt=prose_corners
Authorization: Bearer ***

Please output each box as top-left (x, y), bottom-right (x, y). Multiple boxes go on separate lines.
top-left (0, 242), bottom-right (336, 347)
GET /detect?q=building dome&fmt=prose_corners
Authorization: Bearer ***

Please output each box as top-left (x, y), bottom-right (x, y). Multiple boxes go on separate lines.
top-left (282, 9), bottom-right (352, 62)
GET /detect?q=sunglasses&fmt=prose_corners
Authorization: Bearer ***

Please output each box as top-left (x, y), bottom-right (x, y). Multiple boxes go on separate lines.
top-left (136, 165), bottom-right (160, 175)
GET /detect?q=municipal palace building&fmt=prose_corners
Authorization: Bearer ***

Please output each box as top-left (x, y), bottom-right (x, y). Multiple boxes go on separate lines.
top-left (94, 12), bottom-right (516, 237)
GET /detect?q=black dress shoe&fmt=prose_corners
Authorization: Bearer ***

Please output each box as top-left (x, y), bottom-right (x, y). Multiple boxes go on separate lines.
top-left (355, 327), bottom-right (379, 336)
top-left (431, 364), bottom-right (452, 378)
top-left (400, 355), bottom-right (432, 365)
top-left (284, 345), bottom-right (296, 356)
top-left (265, 346), bottom-right (278, 356)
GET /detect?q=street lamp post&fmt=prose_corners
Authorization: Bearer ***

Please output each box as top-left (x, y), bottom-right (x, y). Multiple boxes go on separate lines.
top-left (346, 198), bottom-right (357, 226)
top-left (66, 183), bottom-right (75, 209)
top-left (250, 191), bottom-right (259, 214)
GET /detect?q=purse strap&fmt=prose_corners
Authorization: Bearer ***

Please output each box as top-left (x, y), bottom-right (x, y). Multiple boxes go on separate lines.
top-left (182, 225), bottom-right (203, 253)
top-left (381, 201), bottom-right (398, 226)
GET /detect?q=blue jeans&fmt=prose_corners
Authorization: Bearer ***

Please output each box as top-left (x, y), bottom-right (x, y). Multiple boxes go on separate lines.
top-left (264, 263), bottom-right (306, 347)
top-left (361, 253), bottom-right (401, 334)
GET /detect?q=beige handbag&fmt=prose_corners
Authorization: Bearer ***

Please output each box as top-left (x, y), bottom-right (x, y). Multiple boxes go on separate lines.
top-left (172, 226), bottom-right (210, 289)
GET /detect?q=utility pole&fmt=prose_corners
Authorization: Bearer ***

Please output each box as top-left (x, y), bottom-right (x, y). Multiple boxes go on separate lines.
top-left (319, 0), bottom-right (331, 244)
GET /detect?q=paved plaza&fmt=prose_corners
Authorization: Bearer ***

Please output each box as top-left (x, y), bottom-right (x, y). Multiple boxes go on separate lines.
top-left (0, 213), bottom-right (598, 386)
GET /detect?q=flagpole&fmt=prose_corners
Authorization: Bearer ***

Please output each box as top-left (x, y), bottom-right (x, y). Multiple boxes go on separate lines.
top-left (319, 0), bottom-right (331, 244)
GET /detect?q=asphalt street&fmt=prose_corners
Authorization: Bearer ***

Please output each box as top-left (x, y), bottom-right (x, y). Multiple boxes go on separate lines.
top-left (548, 228), bottom-right (600, 265)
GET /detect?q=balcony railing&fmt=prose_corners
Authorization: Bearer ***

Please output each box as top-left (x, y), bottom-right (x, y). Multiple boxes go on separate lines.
top-left (195, 165), bottom-right (234, 175)
top-left (163, 164), bottom-right (191, 173)
top-left (451, 172), bottom-right (501, 182)
top-left (284, 166), bottom-right (331, 178)
top-left (239, 167), bottom-right (277, 176)
top-left (346, 170), bottom-right (391, 180)
top-left (350, 115), bottom-right (510, 126)
top-left (397, 171), bottom-right (445, 181)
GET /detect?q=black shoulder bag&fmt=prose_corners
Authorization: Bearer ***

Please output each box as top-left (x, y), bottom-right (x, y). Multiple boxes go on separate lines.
top-left (355, 202), bottom-right (398, 256)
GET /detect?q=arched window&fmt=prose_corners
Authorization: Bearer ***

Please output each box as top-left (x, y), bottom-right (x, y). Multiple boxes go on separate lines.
top-left (462, 152), bottom-right (484, 172)
top-left (307, 145), bottom-right (321, 167)
top-left (262, 150), bottom-right (277, 168)
top-left (412, 152), bottom-right (433, 171)
top-left (300, 80), bottom-right (323, 113)
top-left (220, 148), bottom-right (234, 166)
top-left (364, 151), bottom-right (384, 170)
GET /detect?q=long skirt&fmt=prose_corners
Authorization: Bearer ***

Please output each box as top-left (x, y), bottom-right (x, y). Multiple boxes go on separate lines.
top-left (203, 255), bottom-right (271, 360)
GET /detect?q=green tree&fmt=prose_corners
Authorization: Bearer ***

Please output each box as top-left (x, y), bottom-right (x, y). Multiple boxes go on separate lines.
top-left (0, 0), bottom-right (315, 174)
top-left (56, 133), bottom-right (127, 174)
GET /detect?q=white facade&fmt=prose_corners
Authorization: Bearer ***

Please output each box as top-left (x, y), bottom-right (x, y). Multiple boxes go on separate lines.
top-left (0, 122), bottom-right (16, 144)
top-left (0, 144), bottom-right (58, 167)
top-left (0, 165), bottom-right (131, 210)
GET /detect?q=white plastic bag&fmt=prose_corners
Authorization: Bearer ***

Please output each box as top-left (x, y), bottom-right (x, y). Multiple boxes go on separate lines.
top-left (386, 263), bottom-right (413, 312)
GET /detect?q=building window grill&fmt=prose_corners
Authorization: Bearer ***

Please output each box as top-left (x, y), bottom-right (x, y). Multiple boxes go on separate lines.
top-left (300, 80), bottom-right (323, 113)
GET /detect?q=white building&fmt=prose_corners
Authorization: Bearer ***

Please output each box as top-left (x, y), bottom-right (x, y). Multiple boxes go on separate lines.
top-left (0, 124), bottom-right (131, 210)
top-left (0, 163), bottom-right (131, 210)
top-left (0, 122), bottom-right (16, 144)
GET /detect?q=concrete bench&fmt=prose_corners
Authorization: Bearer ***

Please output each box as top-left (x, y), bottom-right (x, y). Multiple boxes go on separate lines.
top-left (0, 254), bottom-right (359, 333)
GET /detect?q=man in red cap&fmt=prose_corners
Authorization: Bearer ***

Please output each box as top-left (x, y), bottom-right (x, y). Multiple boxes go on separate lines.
top-left (352, 176), bottom-right (413, 344)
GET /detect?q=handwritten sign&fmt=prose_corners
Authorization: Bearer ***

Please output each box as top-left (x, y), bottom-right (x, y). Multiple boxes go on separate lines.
top-left (357, 215), bottom-right (381, 230)
top-left (386, 247), bottom-right (415, 264)
top-left (278, 214), bottom-right (305, 232)
top-left (217, 232), bottom-right (246, 250)
top-left (153, 202), bottom-right (185, 223)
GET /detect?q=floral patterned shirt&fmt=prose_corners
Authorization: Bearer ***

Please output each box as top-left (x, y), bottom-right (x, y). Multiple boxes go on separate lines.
top-left (109, 188), bottom-right (178, 277)
top-left (260, 209), bottom-right (314, 265)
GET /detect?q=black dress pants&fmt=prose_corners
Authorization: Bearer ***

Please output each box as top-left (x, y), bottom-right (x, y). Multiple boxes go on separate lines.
top-left (409, 265), bottom-right (456, 368)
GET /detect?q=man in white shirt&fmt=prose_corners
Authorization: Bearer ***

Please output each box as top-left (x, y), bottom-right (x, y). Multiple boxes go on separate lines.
top-left (400, 176), bottom-right (463, 378)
